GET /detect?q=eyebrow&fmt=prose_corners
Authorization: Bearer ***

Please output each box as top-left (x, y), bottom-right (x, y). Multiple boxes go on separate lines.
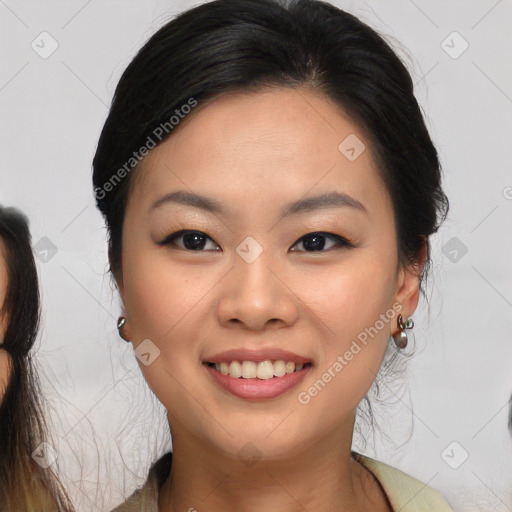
top-left (149, 190), bottom-right (368, 219)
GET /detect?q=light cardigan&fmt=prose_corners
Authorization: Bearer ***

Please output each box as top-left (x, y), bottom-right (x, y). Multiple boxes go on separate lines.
top-left (111, 451), bottom-right (453, 512)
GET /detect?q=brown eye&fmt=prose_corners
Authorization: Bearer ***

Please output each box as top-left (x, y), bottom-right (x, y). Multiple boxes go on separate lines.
top-left (158, 230), bottom-right (220, 251)
top-left (290, 232), bottom-right (352, 252)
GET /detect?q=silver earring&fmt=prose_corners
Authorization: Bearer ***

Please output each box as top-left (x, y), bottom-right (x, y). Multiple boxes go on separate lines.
top-left (117, 316), bottom-right (129, 342)
top-left (393, 314), bottom-right (414, 349)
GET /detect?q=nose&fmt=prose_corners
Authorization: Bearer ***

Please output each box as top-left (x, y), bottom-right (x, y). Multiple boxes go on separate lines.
top-left (216, 252), bottom-right (299, 331)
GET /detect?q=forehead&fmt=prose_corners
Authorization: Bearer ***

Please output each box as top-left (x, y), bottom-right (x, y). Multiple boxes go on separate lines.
top-left (128, 87), bottom-right (390, 218)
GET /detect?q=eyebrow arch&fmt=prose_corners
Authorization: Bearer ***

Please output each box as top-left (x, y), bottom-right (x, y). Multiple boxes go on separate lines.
top-left (149, 190), bottom-right (367, 218)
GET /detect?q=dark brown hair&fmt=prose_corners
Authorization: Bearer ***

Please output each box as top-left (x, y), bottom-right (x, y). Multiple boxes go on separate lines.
top-left (0, 205), bottom-right (74, 511)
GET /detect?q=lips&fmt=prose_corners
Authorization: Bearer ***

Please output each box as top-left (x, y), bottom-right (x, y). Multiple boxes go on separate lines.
top-left (202, 348), bottom-right (313, 400)
top-left (203, 348), bottom-right (311, 366)
top-left (204, 362), bottom-right (311, 400)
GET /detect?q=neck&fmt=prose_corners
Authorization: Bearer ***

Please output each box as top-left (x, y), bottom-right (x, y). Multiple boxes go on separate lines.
top-left (158, 414), bottom-right (384, 512)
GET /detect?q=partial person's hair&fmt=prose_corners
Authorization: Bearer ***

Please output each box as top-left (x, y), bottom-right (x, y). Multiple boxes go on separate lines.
top-left (92, 0), bottom-right (449, 446)
top-left (0, 205), bottom-right (74, 511)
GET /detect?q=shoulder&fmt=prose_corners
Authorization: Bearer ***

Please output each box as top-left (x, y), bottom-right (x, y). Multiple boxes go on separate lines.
top-left (353, 452), bottom-right (453, 512)
top-left (110, 452), bottom-right (173, 512)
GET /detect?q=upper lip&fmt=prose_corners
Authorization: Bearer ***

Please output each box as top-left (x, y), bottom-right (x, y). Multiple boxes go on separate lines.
top-left (203, 348), bottom-right (312, 365)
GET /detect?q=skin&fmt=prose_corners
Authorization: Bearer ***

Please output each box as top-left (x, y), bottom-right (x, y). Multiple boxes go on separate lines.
top-left (0, 238), bottom-right (11, 400)
top-left (116, 87), bottom-right (426, 512)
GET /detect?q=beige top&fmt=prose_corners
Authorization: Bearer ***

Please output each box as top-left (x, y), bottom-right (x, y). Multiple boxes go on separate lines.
top-left (111, 451), bottom-right (453, 512)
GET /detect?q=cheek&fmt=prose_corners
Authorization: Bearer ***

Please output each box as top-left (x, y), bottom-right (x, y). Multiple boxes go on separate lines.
top-left (293, 273), bottom-right (394, 425)
top-left (295, 253), bottom-right (396, 407)
top-left (123, 247), bottom-right (205, 342)
top-left (121, 248), bottom-right (212, 405)
top-left (301, 254), bottom-right (397, 345)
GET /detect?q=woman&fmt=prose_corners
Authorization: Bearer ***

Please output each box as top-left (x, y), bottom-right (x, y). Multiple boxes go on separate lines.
top-left (0, 206), bottom-right (74, 511)
top-left (92, 0), bottom-right (452, 510)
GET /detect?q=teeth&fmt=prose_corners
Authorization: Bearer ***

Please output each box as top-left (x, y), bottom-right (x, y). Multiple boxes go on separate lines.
top-left (241, 361), bottom-right (257, 379)
top-left (229, 361), bottom-right (242, 378)
top-left (210, 359), bottom-right (309, 379)
top-left (273, 360), bottom-right (287, 377)
top-left (257, 360), bottom-right (274, 380)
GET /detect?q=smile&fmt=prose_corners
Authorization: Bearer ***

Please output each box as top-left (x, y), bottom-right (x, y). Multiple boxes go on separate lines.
top-left (206, 360), bottom-right (312, 379)
top-left (203, 360), bottom-right (313, 400)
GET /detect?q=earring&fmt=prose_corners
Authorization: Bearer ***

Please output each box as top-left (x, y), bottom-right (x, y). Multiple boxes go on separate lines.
top-left (392, 314), bottom-right (414, 349)
top-left (117, 316), bottom-right (130, 342)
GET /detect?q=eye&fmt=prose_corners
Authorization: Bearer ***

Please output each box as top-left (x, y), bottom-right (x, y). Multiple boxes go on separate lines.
top-left (157, 230), bottom-right (353, 253)
top-left (290, 232), bottom-right (352, 252)
top-left (157, 230), bottom-right (220, 251)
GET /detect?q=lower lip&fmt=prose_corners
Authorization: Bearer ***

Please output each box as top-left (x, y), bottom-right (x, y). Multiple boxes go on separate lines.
top-left (203, 363), bottom-right (312, 400)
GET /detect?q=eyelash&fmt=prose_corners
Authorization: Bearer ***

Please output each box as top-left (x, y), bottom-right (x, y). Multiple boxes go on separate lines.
top-left (157, 230), bottom-right (354, 253)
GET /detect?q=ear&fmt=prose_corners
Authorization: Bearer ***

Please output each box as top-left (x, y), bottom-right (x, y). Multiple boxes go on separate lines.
top-left (394, 237), bottom-right (428, 324)
top-left (111, 269), bottom-right (132, 342)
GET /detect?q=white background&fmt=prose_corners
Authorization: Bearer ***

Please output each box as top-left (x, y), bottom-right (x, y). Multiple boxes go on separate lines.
top-left (1, 0), bottom-right (511, 510)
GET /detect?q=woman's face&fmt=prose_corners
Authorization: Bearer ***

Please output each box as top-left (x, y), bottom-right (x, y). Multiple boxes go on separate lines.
top-left (118, 88), bottom-right (422, 458)
top-left (0, 239), bottom-right (11, 400)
